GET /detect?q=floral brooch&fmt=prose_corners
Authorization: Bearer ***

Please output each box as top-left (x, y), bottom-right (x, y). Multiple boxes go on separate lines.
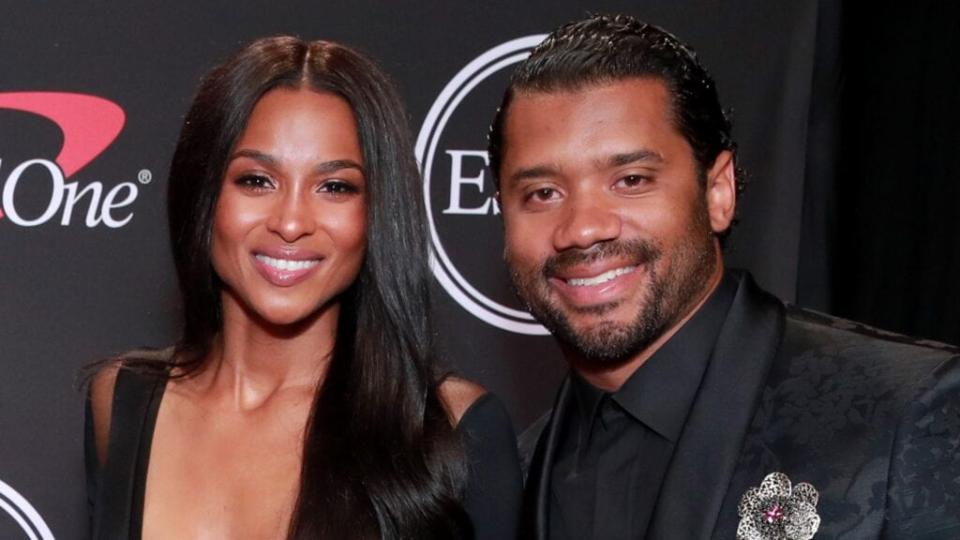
top-left (737, 472), bottom-right (821, 540)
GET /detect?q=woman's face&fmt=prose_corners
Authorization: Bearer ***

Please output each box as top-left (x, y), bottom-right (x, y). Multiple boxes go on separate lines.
top-left (212, 87), bottom-right (367, 327)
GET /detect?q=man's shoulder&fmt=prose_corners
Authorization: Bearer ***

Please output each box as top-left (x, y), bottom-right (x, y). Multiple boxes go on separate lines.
top-left (777, 310), bottom-right (960, 538)
top-left (728, 304), bottom-right (960, 537)
top-left (730, 269), bottom-right (957, 359)
top-left (782, 305), bottom-right (958, 360)
top-left (773, 305), bottom-right (959, 404)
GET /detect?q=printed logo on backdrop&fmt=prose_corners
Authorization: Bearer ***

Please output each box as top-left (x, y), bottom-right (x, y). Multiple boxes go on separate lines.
top-left (0, 92), bottom-right (151, 228)
top-left (0, 479), bottom-right (54, 540)
top-left (417, 35), bottom-right (549, 335)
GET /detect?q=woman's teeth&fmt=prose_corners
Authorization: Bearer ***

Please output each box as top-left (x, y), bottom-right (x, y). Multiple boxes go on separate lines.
top-left (256, 254), bottom-right (320, 271)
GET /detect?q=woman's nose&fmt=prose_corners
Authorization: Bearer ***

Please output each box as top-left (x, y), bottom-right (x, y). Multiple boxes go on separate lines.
top-left (266, 189), bottom-right (316, 242)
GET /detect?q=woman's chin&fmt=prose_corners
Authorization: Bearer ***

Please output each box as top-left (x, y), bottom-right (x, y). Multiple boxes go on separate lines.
top-left (253, 306), bottom-right (316, 328)
top-left (250, 300), bottom-right (339, 334)
top-left (221, 287), bottom-right (341, 334)
top-left (262, 311), bottom-right (307, 327)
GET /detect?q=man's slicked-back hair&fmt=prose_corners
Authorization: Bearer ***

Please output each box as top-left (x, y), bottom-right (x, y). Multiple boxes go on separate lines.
top-left (489, 14), bottom-right (742, 198)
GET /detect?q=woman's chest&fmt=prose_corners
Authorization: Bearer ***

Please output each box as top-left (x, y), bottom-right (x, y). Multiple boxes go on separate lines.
top-left (141, 393), bottom-right (307, 539)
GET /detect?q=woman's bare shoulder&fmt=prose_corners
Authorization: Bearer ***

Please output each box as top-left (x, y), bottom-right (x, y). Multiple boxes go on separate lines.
top-left (87, 347), bottom-right (175, 465)
top-left (438, 376), bottom-right (487, 425)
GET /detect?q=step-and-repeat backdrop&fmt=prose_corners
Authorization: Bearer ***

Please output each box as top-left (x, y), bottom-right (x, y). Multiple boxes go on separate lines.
top-left (0, 1), bottom-right (829, 537)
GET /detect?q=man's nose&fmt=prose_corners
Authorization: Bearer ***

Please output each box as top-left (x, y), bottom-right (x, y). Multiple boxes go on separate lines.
top-left (552, 193), bottom-right (621, 251)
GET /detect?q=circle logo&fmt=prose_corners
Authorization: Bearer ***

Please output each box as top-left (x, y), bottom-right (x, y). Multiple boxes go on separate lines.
top-left (0, 479), bottom-right (54, 540)
top-left (417, 35), bottom-right (548, 335)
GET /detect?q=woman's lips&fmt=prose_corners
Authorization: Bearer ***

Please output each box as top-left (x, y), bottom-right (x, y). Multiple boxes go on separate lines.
top-left (253, 253), bottom-right (322, 286)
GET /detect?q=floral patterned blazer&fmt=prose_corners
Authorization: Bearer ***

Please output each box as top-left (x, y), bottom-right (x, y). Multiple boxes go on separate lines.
top-left (519, 270), bottom-right (960, 540)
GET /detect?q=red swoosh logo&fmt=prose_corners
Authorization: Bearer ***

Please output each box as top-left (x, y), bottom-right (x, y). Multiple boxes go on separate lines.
top-left (0, 92), bottom-right (125, 220)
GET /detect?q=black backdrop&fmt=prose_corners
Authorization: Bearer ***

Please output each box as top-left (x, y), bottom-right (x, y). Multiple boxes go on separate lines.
top-left (0, 1), bottom-right (955, 538)
top-left (832, 2), bottom-right (960, 346)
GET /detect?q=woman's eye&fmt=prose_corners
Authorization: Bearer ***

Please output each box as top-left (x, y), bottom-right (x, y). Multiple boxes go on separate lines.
top-left (235, 174), bottom-right (273, 190)
top-left (319, 180), bottom-right (358, 195)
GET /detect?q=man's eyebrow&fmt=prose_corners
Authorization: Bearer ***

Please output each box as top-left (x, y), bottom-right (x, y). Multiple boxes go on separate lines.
top-left (506, 164), bottom-right (560, 185)
top-left (229, 150), bottom-right (364, 175)
top-left (607, 149), bottom-right (665, 168)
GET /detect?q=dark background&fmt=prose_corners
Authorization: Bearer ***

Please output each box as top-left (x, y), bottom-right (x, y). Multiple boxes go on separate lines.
top-left (0, 1), bottom-right (956, 537)
top-left (831, 2), bottom-right (960, 346)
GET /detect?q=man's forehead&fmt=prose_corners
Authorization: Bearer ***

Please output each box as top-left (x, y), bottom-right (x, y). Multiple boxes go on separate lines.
top-left (503, 78), bottom-right (677, 149)
top-left (510, 76), bottom-right (672, 109)
top-left (501, 79), bottom-right (681, 162)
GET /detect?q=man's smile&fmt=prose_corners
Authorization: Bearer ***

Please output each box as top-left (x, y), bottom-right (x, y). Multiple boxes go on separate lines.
top-left (548, 262), bottom-right (644, 307)
top-left (563, 265), bottom-right (637, 287)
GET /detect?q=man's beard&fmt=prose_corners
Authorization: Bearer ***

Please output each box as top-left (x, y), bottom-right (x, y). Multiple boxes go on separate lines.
top-left (506, 208), bottom-right (717, 366)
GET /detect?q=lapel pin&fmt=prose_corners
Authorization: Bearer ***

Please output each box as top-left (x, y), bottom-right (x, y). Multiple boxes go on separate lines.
top-left (737, 472), bottom-right (820, 540)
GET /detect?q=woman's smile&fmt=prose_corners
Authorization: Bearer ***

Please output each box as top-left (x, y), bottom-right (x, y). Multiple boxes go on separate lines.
top-left (252, 252), bottom-right (323, 287)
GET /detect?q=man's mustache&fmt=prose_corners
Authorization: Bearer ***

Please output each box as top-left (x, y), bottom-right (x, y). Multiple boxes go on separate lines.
top-left (543, 239), bottom-right (662, 277)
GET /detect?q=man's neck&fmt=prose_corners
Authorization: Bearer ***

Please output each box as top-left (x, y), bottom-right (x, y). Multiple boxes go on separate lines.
top-left (569, 263), bottom-right (725, 392)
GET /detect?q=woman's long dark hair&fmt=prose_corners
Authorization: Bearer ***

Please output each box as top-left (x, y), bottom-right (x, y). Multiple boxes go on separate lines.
top-left (165, 36), bottom-right (468, 538)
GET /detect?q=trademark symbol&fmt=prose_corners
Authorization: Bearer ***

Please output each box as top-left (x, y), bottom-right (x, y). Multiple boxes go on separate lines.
top-left (137, 169), bottom-right (152, 184)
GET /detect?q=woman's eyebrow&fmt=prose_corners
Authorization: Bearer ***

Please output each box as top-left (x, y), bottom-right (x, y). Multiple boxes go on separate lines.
top-left (229, 148), bottom-right (278, 166)
top-left (228, 150), bottom-right (364, 175)
top-left (313, 159), bottom-right (364, 175)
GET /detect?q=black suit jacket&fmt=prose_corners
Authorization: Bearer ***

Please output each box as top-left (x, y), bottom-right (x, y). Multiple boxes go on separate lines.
top-left (520, 271), bottom-right (960, 539)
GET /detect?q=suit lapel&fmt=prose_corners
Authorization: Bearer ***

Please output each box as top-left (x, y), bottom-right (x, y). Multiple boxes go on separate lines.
top-left (647, 272), bottom-right (785, 539)
top-left (521, 376), bottom-right (572, 540)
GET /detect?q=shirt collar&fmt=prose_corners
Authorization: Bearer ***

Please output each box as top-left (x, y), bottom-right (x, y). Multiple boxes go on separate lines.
top-left (614, 272), bottom-right (737, 441)
top-left (572, 272), bottom-right (738, 443)
top-left (570, 368), bottom-right (608, 446)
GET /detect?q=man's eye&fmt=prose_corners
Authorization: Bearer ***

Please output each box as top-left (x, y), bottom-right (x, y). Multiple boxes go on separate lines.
top-left (618, 174), bottom-right (649, 188)
top-left (528, 187), bottom-right (558, 201)
top-left (235, 174), bottom-right (273, 189)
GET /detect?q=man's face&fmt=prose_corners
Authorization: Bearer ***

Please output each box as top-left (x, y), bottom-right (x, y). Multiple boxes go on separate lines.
top-left (498, 78), bottom-right (734, 364)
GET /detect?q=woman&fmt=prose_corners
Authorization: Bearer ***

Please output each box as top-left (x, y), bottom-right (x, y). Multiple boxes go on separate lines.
top-left (85, 36), bottom-right (521, 539)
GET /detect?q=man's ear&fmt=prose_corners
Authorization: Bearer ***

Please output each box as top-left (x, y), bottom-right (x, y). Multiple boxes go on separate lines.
top-left (705, 150), bottom-right (736, 234)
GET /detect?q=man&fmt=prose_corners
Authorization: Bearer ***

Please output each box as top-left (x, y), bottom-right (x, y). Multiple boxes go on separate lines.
top-left (488, 14), bottom-right (960, 540)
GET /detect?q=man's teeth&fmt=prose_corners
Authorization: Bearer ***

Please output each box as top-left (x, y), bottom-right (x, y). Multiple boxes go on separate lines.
top-left (567, 266), bottom-right (636, 287)
top-left (256, 254), bottom-right (320, 271)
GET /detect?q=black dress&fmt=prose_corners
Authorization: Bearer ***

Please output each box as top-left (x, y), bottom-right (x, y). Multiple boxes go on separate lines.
top-left (85, 367), bottom-right (522, 539)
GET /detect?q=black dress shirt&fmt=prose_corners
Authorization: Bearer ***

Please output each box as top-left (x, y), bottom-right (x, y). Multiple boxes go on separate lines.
top-left (549, 274), bottom-right (737, 539)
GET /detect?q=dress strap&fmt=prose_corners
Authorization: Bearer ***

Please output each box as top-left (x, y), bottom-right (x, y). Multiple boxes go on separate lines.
top-left (89, 367), bottom-right (167, 540)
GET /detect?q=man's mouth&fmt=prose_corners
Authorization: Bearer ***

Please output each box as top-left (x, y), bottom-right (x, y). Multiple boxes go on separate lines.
top-left (564, 266), bottom-right (637, 287)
